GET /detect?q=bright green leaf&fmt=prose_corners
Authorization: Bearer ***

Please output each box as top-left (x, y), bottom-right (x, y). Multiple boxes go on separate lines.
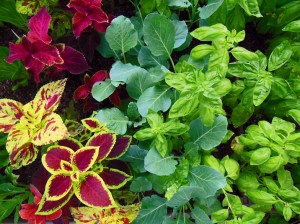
top-left (250, 147), bottom-right (271, 166)
top-left (268, 41), bottom-right (293, 71)
top-left (231, 47), bottom-right (259, 62)
top-left (246, 190), bottom-right (277, 205)
top-left (283, 20), bottom-right (300, 32)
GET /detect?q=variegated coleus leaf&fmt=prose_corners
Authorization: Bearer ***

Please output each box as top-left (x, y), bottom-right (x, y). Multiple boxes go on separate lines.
top-left (81, 117), bottom-right (108, 133)
top-left (70, 203), bottom-right (141, 224)
top-left (9, 143), bottom-right (38, 169)
top-left (106, 136), bottom-right (132, 160)
top-left (0, 99), bottom-right (23, 133)
top-left (86, 133), bottom-right (116, 162)
top-left (65, 120), bottom-right (85, 137)
top-left (34, 78), bottom-right (67, 114)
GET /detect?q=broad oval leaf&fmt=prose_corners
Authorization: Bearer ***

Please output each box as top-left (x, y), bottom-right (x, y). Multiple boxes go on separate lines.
top-left (167, 186), bottom-right (206, 207)
top-left (189, 115), bottom-right (228, 150)
top-left (130, 177), bottom-right (152, 192)
top-left (144, 148), bottom-right (178, 176)
top-left (95, 108), bottom-right (130, 135)
top-left (188, 165), bottom-right (226, 197)
top-left (172, 20), bottom-right (188, 48)
top-left (143, 13), bottom-right (175, 58)
top-left (132, 195), bottom-right (167, 224)
top-left (283, 20), bottom-right (300, 32)
top-left (105, 15), bottom-right (138, 53)
top-left (192, 206), bottom-right (213, 224)
top-left (138, 47), bottom-right (169, 68)
top-left (231, 47), bottom-right (259, 62)
top-left (198, 0), bottom-right (224, 19)
top-left (250, 147), bottom-right (271, 165)
top-left (137, 85), bottom-right (172, 117)
top-left (253, 77), bottom-right (272, 106)
top-left (91, 79), bottom-right (116, 103)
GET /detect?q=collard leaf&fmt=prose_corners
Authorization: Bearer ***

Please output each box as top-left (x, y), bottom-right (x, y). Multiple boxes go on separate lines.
top-left (132, 195), bottom-right (167, 224)
top-left (137, 85), bottom-right (172, 117)
top-left (198, 0), bottom-right (224, 19)
top-left (138, 47), bottom-right (169, 68)
top-left (168, 0), bottom-right (191, 8)
top-left (126, 71), bottom-right (156, 100)
top-left (144, 148), bottom-right (178, 176)
top-left (120, 145), bottom-right (148, 173)
top-left (188, 165), bottom-right (226, 197)
top-left (143, 13), bottom-right (175, 58)
top-left (71, 204), bottom-right (141, 224)
top-left (189, 115), bottom-right (228, 150)
top-left (110, 61), bottom-right (148, 83)
top-left (105, 15), bottom-right (138, 53)
top-left (192, 206), bottom-right (213, 224)
top-left (167, 186), bottom-right (206, 207)
top-left (130, 177), bottom-right (152, 192)
top-left (172, 20), bottom-right (188, 48)
top-left (268, 41), bottom-right (293, 71)
top-left (91, 79), bottom-right (116, 103)
top-left (95, 108), bottom-right (130, 135)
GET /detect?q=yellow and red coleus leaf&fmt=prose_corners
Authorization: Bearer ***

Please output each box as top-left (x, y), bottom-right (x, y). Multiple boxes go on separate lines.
top-left (42, 146), bottom-right (73, 173)
top-left (87, 133), bottom-right (116, 162)
top-left (70, 203), bottom-right (141, 224)
top-left (6, 124), bottom-right (32, 154)
top-left (27, 6), bottom-right (52, 44)
top-left (34, 79), bottom-right (67, 114)
top-left (36, 189), bottom-right (74, 215)
top-left (9, 143), bottom-right (38, 169)
top-left (81, 117), bottom-right (108, 133)
top-left (57, 138), bottom-right (83, 151)
top-left (32, 113), bottom-right (69, 146)
top-left (72, 146), bottom-right (99, 172)
top-left (74, 172), bottom-right (115, 208)
top-left (99, 168), bottom-right (132, 189)
top-left (44, 173), bottom-right (73, 201)
top-left (0, 99), bottom-right (23, 133)
top-left (107, 136), bottom-right (132, 160)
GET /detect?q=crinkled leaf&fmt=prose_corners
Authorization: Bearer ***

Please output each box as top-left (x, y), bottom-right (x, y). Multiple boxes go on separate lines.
top-left (105, 15), bottom-right (138, 53)
top-left (144, 148), bottom-right (177, 176)
top-left (95, 108), bottom-right (130, 135)
top-left (143, 13), bottom-right (175, 58)
top-left (137, 85), bottom-right (172, 117)
top-left (74, 172), bottom-right (115, 208)
top-left (188, 165), bottom-right (226, 197)
top-left (92, 79), bottom-right (116, 102)
top-left (189, 115), bottom-right (228, 150)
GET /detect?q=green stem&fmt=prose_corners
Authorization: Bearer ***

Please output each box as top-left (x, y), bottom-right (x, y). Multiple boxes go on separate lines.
top-left (168, 54), bottom-right (176, 72)
top-left (222, 188), bottom-right (237, 219)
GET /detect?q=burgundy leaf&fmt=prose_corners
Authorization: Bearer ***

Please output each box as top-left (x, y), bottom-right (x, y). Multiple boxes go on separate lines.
top-left (78, 29), bottom-right (101, 62)
top-left (72, 12), bottom-right (92, 38)
top-left (58, 46), bottom-right (89, 74)
top-left (57, 138), bottom-right (83, 151)
top-left (73, 85), bottom-right (90, 100)
top-left (28, 6), bottom-right (52, 44)
top-left (88, 5), bottom-right (108, 24)
top-left (87, 133), bottom-right (116, 161)
top-left (72, 146), bottom-right (98, 172)
top-left (46, 174), bottom-right (72, 200)
top-left (43, 146), bottom-right (73, 173)
top-left (107, 136), bottom-right (132, 159)
top-left (90, 70), bottom-right (107, 84)
top-left (31, 41), bottom-right (63, 66)
top-left (67, 0), bottom-right (91, 13)
top-left (100, 168), bottom-right (131, 189)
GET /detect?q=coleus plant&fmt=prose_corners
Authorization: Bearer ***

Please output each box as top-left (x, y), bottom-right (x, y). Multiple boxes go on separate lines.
top-left (5, 7), bottom-right (89, 83)
top-left (36, 118), bottom-right (132, 215)
top-left (0, 79), bottom-right (69, 169)
top-left (67, 0), bottom-right (109, 38)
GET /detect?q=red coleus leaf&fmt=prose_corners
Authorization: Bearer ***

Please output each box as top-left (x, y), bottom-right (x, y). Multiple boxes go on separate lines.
top-left (74, 172), bottom-right (115, 207)
top-left (86, 133), bottom-right (116, 161)
top-left (42, 146), bottom-right (73, 173)
top-left (68, 0), bottom-right (109, 37)
top-left (0, 99), bottom-right (23, 133)
top-left (37, 190), bottom-right (74, 215)
top-left (55, 46), bottom-right (89, 74)
top-left (107, 136), bottom-right (132, 160)
top-left (72, 146), bottom-right (99, 172)
top-left (28, 6), bottom-right (52, 44)
top-left (57, 138), bottom-right (83, 151)
top-left (73, 71), bottom-right (106, 101)
top-left (45, 174), bottom-right (73, 201)
top-left (100, 168), bottom-right (131, 189)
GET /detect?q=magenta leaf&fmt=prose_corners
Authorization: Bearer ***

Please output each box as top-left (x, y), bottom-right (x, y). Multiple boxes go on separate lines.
top-left (57, 138), bottom-right (83, 151)
top-left (31, 41), bottom-right (63, 66)
top-left (100, 168), bottom-right (131, 189)
top-left (58, 46), bottom-right (89, 74)
top-left (73, 85), bottom-right (90, 100)
top-left (72, 12), bottom-right (92, 38)
top-left (28, 6), bottom-right (52, 44)
top-left (5, 37), bottom-right (31, 64)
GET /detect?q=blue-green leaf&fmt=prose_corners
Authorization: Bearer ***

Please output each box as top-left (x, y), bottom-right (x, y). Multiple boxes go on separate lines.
top-left (189, 115), bottom-right (228, 150)
top-left (120, 145), bottom-right (148, 173)
top-left (198, 0), bottom-right (224, 19)
top-left (91, 79), bottom-right (116, 102)
top-left (192, 206), bottom-right (213, 224)
top-left (130, 177), bottom-right (152, 192)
